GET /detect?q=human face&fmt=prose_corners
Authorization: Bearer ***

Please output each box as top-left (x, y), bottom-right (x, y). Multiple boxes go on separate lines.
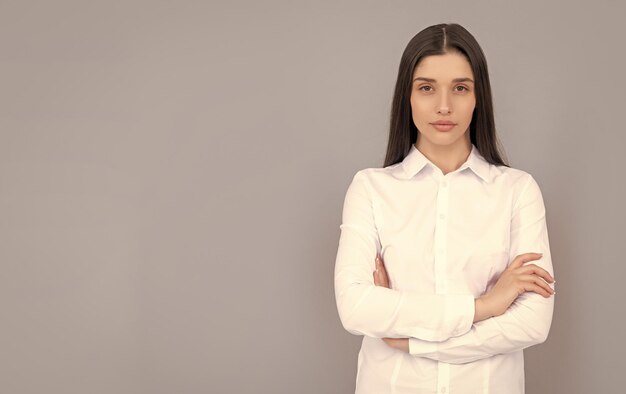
top-left (410, 51), bottom-right (476, 150)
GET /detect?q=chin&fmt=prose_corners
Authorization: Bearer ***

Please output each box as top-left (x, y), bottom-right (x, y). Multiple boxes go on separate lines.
top-left (420, 131), bottom-right (466, 146)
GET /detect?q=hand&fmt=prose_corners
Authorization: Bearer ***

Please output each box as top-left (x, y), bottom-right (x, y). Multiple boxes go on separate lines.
top-left (382, 337), bottom-right (409, 353)
top-left (480, 252), bottom-right (555, 318)
top-left (373, 254), bottom-right (390, 288)
top-left (374, 254), bottom-right (409, 353)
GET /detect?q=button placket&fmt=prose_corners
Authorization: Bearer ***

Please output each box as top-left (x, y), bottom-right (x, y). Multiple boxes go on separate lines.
top-left (435, 176), bottom-right (451, 394)
top-left (437, 361), bottom-right (450, 394)
top-left (434, 176), bottom-right (449, 294)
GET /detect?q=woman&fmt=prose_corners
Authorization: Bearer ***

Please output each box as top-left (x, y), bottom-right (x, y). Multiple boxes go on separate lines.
top-left (334, 23), bottom-right (556, 394)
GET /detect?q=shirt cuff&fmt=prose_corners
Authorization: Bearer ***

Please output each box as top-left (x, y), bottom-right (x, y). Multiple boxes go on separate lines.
top-left (409, 336), bottom-right (437, 356)
top-left (446, 294), bottom-right (475, 337)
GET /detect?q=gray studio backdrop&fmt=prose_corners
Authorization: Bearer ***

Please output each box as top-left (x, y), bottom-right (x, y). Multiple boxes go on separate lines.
top-left (1, 1), bottom-right (624, 393)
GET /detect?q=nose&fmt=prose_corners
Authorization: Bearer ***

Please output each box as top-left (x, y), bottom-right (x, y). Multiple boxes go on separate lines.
top-left (437, 91), bottom-right (452, 114)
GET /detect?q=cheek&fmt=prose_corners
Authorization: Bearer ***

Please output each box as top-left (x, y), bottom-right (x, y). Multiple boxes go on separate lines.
top-left (410, 97), bottom-right (429, 117)
top-left (458, 99), bottom-right (476, 120)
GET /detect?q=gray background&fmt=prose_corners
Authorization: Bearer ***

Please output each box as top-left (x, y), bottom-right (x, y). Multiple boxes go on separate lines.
top-left (1, 1), bottom-right (623, 393)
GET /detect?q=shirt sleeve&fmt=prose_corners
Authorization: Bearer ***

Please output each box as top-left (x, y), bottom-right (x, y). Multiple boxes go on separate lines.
top-left (408, 174), bottom-right (555, 363)
top-left (334, 170), bottom-right (475, 342)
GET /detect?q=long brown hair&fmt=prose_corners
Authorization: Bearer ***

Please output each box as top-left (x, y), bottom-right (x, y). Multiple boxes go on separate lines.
top-left (384, 23), bottom-right (509, 168)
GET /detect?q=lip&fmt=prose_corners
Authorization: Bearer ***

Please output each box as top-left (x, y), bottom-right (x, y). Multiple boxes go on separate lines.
top-left (430, 121), bottom-right (456, 132)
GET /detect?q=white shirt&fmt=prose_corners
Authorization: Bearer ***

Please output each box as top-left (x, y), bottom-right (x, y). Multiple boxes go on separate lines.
top-left (334, 143), bottom-right (555, 394)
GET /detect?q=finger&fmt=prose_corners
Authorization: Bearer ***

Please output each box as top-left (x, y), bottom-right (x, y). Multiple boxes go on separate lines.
top-left (379, 266), bottom-right (387, 283)
top-left (375, 268), bottom-right (388, 288)
top-left (516, 264), bottom-right (555, 283)
top-left (379, 268), bottom-right (389, 288)
top-left (376, 259), bottom-right (387, 275)
top-left (523, 277), bottom-right (554, 297)
top-left (510, 252), bottom-right (543, 269)
top-left (379, 266), bottom-right (389, 285)
top-left (519, 274), bottom-right (554, 297)
top-left (522, 281), bottom-right (553, 298)
top-left (376, 268), bottom-right (385, 286)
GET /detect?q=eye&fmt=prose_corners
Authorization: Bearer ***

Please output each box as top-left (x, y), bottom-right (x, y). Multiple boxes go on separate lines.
top-left (455, 85), bottom-right (469, 92)
top-left (418, 85), bottom-right (433, 92)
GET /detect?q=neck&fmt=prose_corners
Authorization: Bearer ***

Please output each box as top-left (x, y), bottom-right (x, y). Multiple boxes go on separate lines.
top-left (415, 137), bottom-right (471, 175)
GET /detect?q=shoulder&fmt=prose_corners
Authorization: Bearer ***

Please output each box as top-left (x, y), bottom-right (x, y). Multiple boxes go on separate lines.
top-left (351, 166), bottom-right (395, 182)
top-left (347, 165), bottom-right (402, 193)
top-left (494, 165), bottom-right (544, 208)
top-left (494, 164), bottom-right (539, 188)
top-left (351, 158), bottom-right (409, 183)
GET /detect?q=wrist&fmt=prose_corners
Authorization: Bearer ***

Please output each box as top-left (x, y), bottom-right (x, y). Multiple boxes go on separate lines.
top-left (474, 296), bottom-right (494, 323)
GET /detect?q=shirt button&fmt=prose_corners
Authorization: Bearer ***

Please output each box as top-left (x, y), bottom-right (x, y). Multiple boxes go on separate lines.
top-left (441, 388), bottom-right (447, 393)
top-left (439, 213), bottom-right (446, 220)
top-left (441, 181), bottom-right (447, 188)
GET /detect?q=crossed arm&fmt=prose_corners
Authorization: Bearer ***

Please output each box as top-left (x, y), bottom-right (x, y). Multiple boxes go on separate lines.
top-left (334, 172), bottom-right (555, 363)
top-left (334, 171), bottom-right (478, 342)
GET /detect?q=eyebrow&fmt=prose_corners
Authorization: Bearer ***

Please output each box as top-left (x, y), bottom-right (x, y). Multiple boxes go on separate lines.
top-left (413, 77), bottom-right (475, 84)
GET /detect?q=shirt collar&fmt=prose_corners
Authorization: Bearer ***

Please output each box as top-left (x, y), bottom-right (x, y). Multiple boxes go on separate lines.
top-left (399, 143), bottom-right (493, 183)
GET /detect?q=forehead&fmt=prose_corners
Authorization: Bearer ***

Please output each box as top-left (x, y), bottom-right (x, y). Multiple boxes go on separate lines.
top-left (412, 52), bottom-right (474, 80)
